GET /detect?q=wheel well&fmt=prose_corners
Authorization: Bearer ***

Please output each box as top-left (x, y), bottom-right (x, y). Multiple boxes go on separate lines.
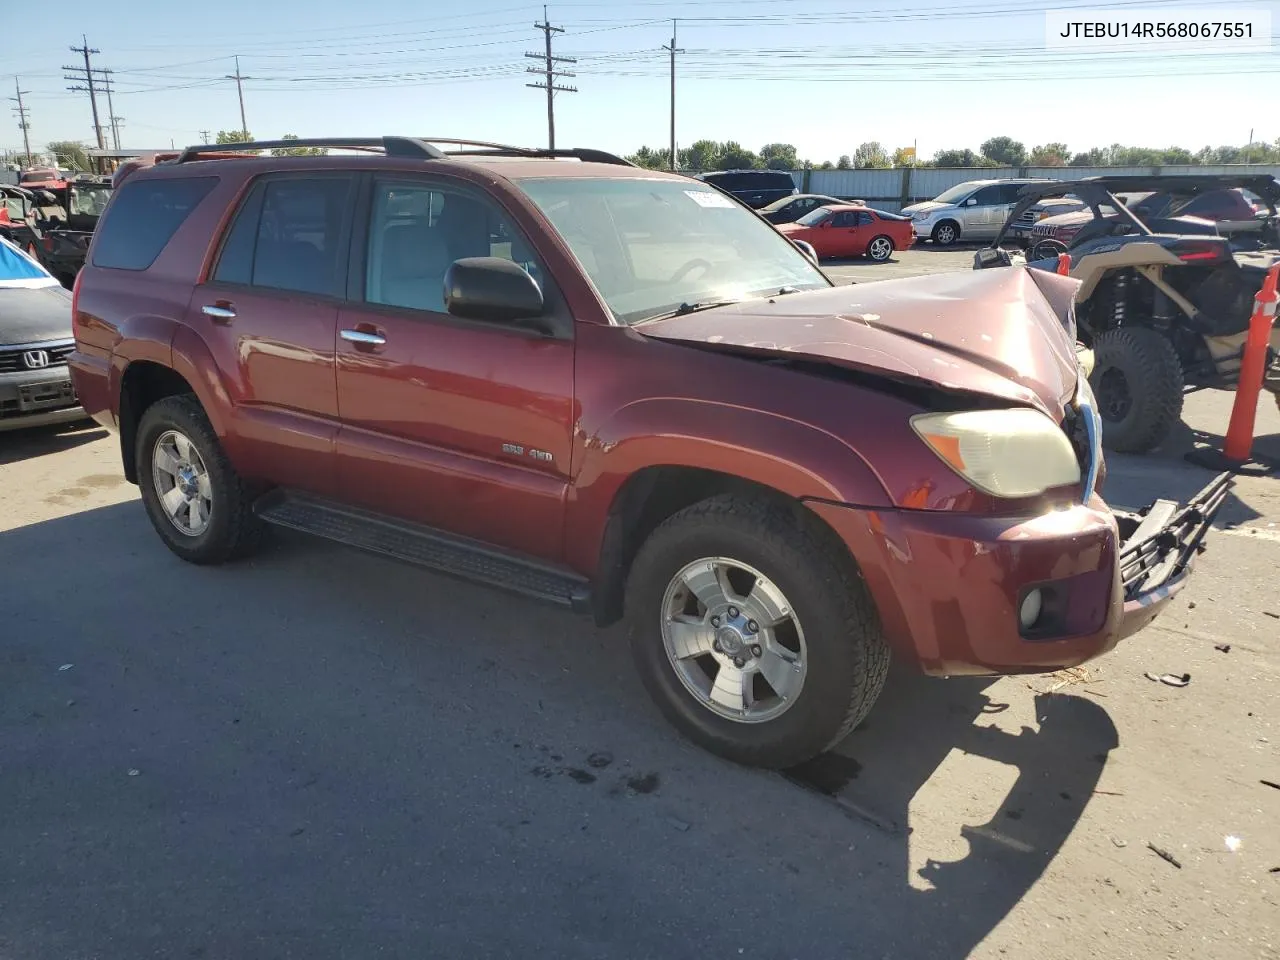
top-left (118, 362), bottom-right (195, 483)
top-left (590, 466), bottom-right (847, 628)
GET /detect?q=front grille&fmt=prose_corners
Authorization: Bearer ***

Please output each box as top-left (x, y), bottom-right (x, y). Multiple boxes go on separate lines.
top-left (0, 341), bottom-right (74, 373)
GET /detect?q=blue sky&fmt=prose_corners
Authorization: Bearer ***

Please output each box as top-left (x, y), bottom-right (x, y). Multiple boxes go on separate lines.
top-left (7, 0), bottom-right (1276, 162)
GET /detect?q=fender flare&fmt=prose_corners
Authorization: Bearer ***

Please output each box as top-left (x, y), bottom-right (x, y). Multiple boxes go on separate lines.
top-left (563, 397), bottom-right (893, 575)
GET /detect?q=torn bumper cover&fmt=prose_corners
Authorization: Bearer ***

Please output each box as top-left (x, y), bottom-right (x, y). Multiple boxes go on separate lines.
top-left (1114, 471), bottom-right (1232, 640)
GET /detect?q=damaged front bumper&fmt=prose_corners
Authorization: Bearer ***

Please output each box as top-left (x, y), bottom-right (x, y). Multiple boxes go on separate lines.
top-left (1113, 471), bottom-right (1232, 640)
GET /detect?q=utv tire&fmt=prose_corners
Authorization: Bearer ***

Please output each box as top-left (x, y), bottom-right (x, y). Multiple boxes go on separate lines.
top-left (625, 494), bottom-right (890, 769)
top-left (931, 221), bottom-right (960, 246)
top-left (136, 394), bottom-right (266, 565)
top-left (1090, 327), bottom-right (1184, 454)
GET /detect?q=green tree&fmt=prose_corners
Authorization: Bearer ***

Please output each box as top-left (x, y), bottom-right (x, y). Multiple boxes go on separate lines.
top-left (47, 141), bottom-right (89, 171)
top-left (980, 136), bottom-right (1027, 166)
top-left (215, 130), bottom-right (259, 154)
top-left (932, 148), bottom-right (996, 168)
top-left (716, 141), bottom-right (759, 170)
top-left (680, 139), bottom-right (722, 172)
top-left (816, 160), bottom-right (836, 170)
top-left (892, 146), bottom-right (917, 167)
top-left (625, 146), bottom-right (669, 169)
top-left (854, 141), bottom-right (890, 168)
top-left (836, 154), bottom-right (851, 170)
top-left (759, 142), bottom-right (798, 170)
top-left (271, 134), bottom-right (328, 157)
top-left (1028, 142), bottom-right (1070, 167)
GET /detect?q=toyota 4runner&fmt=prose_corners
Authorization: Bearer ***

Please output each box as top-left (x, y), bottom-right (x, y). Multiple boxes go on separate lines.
top-left (70, 137), bottom-right (1227, 768)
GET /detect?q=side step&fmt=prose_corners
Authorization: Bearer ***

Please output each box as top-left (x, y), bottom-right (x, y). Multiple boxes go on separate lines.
top-left (254, 492), bottom-right (592, 612)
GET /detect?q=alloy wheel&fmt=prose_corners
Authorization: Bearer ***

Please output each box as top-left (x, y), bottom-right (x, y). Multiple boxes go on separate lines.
top-left (151, 429), bottom-right (213, 537)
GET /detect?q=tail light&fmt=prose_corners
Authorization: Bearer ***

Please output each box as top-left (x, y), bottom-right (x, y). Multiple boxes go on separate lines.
top-left (1174, 240), bottom-right (1228, 263)
top-left (71, 267), bottom-right (84, 339)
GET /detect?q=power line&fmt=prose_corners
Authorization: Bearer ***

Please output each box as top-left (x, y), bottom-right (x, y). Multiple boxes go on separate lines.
top-left (662, 20), bottom-right (683, 171)
top-left (226, 55), bottom-right (251, 136)
top-left (525, 7), bottom-right (577, 150)
top-left (10, 77), bottom-right (33, 165)
top-left (63, 35), bottom-right (106, 149)
top-left (92, 69), bottom-right (123, 150)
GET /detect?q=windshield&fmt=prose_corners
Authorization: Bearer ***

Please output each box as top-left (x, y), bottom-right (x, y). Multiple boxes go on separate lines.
top-left (20, 170), bottom-right (58, 183)
top-left (516, 176), bottom-right (830, 324)
top-left (70, 183), bottom-right (112, 216)
top-left (932, 183), bottom-right (979, 204)
top-left (796, 208), bottom-right (831, 227)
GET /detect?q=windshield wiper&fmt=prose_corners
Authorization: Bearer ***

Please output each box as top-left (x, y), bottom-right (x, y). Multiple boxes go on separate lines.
top-left (636, 299), bottom-right (744, 324)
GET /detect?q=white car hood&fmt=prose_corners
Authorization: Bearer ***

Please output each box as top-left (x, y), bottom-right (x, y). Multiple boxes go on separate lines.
top-left (901, 200), bottom-right (955, 216)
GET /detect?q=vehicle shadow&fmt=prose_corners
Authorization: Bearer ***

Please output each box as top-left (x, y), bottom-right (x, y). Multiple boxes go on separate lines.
top-left (0, 420), bottom-right (104, 465)
top-left (1, 499), bottom-right (1122, 958)
top-left (787, 666), bottom-right (1117, 956)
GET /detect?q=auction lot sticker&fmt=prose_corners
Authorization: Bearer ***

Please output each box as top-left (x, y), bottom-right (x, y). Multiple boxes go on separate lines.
top-left (1045, 8), bottom-right (1271, 49)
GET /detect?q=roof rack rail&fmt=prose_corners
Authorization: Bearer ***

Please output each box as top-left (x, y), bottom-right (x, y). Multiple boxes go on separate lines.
top-left (172, 136), bottom-right (636, 168)
top-left (174, 136), bottom-right (447, 163)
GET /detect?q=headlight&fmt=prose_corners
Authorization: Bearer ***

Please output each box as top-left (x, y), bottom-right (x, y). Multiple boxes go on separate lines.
top-left (911, 408), bottom-right (1081, 498)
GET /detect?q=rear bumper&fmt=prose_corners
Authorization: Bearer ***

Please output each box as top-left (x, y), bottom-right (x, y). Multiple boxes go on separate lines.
top-left (808, 473), bottom-right (1229, 676)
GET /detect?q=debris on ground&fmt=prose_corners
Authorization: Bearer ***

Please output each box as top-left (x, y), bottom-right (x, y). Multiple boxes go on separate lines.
top-left (1147, 842), bottom-right (1183, 869)
top-left (1260, 780), bottom-right (1280, 791)
top-left (587, 751), bottom-right (614, 769)
top-left (1214, 644), bottom-right (1231, 653)
top-left (666, 816), bottom-right (691, 832)
top-left (1264, 610), bottom-right (1279, 620)
top-left (58, 663), bottom-right (73, 672)
top-left (127, 768), bottom-right (140, 777)
top-left (1033, 665), bottom-right (1105, 695)
top-left (1144, 672), bottom-right (1191, 687)
top-left (1188, 601), bottom-right (1197, 609)
top-left (1111, 837), bottom-right (1128, 848)
top-left (1225, 836), bottom-right (1243, 853)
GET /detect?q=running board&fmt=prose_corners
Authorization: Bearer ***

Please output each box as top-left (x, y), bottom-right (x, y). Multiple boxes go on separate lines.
top-left (254, 492), bottom-right (591, 612)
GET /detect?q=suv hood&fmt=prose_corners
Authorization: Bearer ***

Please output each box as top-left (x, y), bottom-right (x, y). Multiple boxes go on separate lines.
top-left (639, 267), bottom-right (1082, 419)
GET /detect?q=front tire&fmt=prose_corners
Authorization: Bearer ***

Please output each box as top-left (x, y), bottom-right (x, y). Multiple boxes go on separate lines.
top-left (625, 495), bottom-right (889, 769)
top-left (1090, 327), bottom-right (1184, 453)
top-left (136, 394), bottom-right (266, 564)
top-left (866, 235), bottom-right (894, 262)
top-left (931, 220), bottom-right (960, 246)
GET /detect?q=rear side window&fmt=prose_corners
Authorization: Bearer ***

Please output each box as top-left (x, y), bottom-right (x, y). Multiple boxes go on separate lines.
top-left (91, 176), bottom-right (217, 270)
top-left (214, 175), bottom-right (353, 297)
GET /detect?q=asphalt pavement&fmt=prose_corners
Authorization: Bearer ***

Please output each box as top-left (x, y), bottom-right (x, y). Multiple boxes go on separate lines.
top-left (2, 253), bottom-right (1278, 959)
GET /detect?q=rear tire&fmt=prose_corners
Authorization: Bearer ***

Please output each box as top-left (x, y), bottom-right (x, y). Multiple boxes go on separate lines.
top-left (866, 235), bottom-right (894, 262)
top-left (136, 394), bottom-right (266, 565)
top-left (1090, 327), bottom-right (1184, 454)
top-left (931, 220), bottom-right (960, 246)
top-left (625, 494), bottom-right (890, 769)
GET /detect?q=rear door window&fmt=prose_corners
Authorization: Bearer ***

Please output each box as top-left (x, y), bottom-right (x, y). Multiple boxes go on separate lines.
top-left (214, 175), bottom-right (353, 297)
top-left (91, 176), bottom-right (217, 271)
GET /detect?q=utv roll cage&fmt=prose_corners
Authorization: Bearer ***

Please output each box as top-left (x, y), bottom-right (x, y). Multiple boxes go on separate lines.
top-left (991, 175), bottom-right (1280, 249)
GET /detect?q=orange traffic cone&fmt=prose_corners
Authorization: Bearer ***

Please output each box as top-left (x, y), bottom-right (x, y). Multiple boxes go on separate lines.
top-left (1185, 262), bottom-right (1279, 475)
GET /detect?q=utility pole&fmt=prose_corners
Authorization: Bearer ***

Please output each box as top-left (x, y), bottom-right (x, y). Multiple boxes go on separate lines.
top-left (92, 68), bottom-right (122, 150)
top-left (662, 19), bottom-right (684, 171)
top-left (225, 56), bottom-right (251, 137)
top-left (9, 78), bottom-right (33, 166)
top-left (64, 36), bottom-right (106, 150)
top-left (199, 129), bottom-right (212, 144)
top-left (525, 7), bottom-right (576, 150)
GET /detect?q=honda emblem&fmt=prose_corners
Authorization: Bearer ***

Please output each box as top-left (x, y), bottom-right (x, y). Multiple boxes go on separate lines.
top-left (22, 350), bottom-right (51, 369)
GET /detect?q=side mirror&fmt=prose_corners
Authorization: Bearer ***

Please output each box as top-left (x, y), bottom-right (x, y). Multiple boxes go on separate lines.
top-left (444, 257), bottom-right (545, 326)
top-left (964, 197), bottom-right (978, 207)
top-left (792, 239), bottom-right (819, 265)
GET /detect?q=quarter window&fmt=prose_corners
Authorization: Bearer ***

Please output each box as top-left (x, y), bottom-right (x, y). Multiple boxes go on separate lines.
top-left (91, 176), bottom-right (216, 271)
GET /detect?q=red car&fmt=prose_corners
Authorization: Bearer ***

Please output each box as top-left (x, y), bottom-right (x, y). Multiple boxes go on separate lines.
top-left (777, 204), bottom-right (914, 262)
top-left (69, 136), bottom-right (1222, 769)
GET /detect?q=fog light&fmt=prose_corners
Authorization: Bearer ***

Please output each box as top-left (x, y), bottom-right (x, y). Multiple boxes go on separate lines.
top-left (1019, 589), bottom-right (1044, 630)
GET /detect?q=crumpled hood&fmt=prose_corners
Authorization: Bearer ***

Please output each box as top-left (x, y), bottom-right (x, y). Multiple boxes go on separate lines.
top-left (900, 200), bottom-right (952, 216)
top-left (639, 267), bottom-right (1083, 419)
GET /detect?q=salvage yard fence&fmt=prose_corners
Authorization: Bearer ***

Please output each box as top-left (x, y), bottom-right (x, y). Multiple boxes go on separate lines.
top-left (780, 164), bottom-right (1280, 213)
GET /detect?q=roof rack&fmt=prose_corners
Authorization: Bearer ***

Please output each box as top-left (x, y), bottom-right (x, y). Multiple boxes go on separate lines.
top-left (173, 136), bottom-right (636, 167)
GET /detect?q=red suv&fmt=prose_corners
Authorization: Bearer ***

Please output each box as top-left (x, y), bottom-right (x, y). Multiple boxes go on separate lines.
top-left (69, 137), bottom-right (1225, 768)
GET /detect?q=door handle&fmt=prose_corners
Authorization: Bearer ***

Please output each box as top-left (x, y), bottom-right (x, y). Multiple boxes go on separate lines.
top-left (202, 303), bottom-right (236, 322)
top-left (340, 328), bottom-right (387, 346)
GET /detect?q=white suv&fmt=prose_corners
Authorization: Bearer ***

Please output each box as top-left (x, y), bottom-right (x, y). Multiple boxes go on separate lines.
top-left (902, 179), bottom-right (1049, 246)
